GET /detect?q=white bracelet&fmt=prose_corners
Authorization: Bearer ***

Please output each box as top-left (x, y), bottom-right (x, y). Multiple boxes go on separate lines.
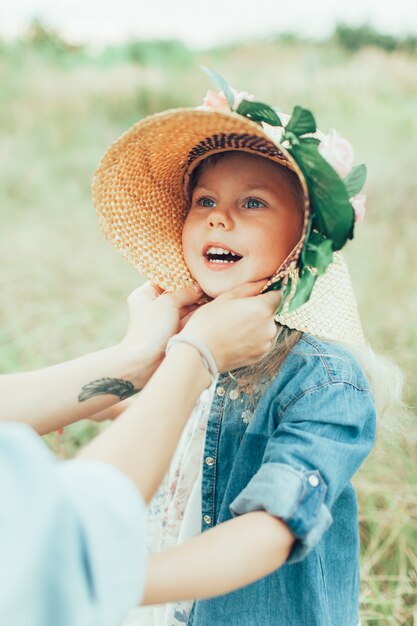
top-left (166, 333), bottom-right (219, 384)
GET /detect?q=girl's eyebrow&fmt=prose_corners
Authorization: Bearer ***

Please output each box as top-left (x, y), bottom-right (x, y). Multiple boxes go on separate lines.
top-left (193, 184), bottom-right (275, 193)
top-left (191, 185), bottom-right (215, 195)
top-left (193, 185), bottom-right (211, 191)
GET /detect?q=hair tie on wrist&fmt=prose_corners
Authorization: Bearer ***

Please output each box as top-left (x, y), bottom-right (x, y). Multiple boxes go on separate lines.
top-left (166, 333), bottom-right (219, 385)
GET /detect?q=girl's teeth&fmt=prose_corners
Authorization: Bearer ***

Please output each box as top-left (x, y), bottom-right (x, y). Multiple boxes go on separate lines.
top-left (206, 246), bottom-right (238, 256)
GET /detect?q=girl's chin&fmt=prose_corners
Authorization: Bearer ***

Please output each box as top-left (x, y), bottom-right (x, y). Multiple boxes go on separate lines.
top-left (190, 265), bottom-right (271, 298)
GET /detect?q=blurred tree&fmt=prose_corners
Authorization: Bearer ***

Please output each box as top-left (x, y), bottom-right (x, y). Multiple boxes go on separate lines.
top-left (124, 39), bottom-right (193, 68)
top-left (23, 18), bottom-right (84, 58)
top-left (334, 23), bottom-right (417, 54)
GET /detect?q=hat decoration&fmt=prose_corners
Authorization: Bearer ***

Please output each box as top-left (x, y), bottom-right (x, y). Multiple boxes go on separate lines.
top-left (201, 68), bottom-right (367, 313)
top-left (93, 69), bottom-right (368, 345)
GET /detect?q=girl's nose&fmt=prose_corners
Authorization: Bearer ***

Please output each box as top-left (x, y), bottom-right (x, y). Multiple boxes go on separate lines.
top-left (207, 208), bottom-right (233, 230)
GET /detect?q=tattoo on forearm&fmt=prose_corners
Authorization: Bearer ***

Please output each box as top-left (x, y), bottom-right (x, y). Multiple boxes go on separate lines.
top-left (78, 378), bottom-right (140, 402)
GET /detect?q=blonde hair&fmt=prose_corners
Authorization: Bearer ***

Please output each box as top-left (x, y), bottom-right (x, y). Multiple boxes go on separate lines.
top-left (345, 342), bottom-right (406, 428)
top-left (230, 325), bottom-right (405, 426)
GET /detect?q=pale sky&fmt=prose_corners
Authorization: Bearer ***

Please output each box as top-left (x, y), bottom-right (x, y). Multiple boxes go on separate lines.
top-left (2, 0), bottom-right (417, 47)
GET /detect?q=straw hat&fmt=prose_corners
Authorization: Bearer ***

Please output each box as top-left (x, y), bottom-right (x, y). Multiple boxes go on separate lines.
top-left (93, 79), bottom-right (367, 347)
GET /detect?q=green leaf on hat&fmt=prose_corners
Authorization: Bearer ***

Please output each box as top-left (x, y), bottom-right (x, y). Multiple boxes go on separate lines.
top-left (289, 140), bottom-right (355, 250)
top-left (201, 66), bottom-right (235, 109)
top-left (236, 100), bottom-right (282, 126)
top-left (297, 136), bottom-right (320, 146)
top-left (288, 268), bottom-right (316, 312)
top-left (302, 233), bottom-right (334, 275)
top-left (266, 279), bottom-right (283, 292)
top-left (284, 106), bottom-right (317, 136)
top-left (344, 163), bottom-right (367, 198)
top-left (277, 277), bottom-right (292, 315)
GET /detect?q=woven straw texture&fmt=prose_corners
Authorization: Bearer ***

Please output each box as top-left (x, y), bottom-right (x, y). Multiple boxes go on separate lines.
top-left (93, 108), bottom-right (365, 348)
top-left (276, 252), bottom-right (364, 346)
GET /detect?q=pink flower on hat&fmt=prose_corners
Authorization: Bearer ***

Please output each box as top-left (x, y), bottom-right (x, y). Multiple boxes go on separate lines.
top-left (202, 90), bottom-right (230, 112)
top-left (201, 88), bottom-right (254, 113)
top-left (318, 129), bottom-right (355, 179)
top-left (351, 193), bottom-right (366, 222)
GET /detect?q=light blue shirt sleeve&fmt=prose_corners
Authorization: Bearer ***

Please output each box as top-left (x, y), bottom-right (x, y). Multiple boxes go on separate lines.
top-left (0, 423), bottom-right (147, 626)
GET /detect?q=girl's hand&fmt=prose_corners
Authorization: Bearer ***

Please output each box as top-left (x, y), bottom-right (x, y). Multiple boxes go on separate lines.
top-left (183, 280), bottom-right (282, 372)
top-left (120, 282), bottom-right (203, 387)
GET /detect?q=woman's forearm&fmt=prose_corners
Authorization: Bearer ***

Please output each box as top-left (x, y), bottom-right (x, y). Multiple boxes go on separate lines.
top-left (0, 283), bottom-right (206, 435)
top-left (142, 511), bottom-right (295, 605)
top-left (0, 344), bottom-right (149, 435)
top-left (78, 343), bottom-right (211, 503)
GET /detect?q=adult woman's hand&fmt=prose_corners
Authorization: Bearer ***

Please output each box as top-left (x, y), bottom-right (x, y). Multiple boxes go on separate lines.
top-left (183, 280), bottom-right (281, 373)
top-left (0, 282), bottom-right (202, 434)
top-left (119, 282), bottom-right (203, 388)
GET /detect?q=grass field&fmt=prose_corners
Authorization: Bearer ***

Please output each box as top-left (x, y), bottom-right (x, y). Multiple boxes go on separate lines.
top-left (1, 34), bottom-right (416, 624)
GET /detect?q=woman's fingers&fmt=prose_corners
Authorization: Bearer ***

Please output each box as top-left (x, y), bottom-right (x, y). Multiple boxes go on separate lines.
top-left (218, 279), bottom-right (268, 300)
top-left (254, 289), bottom-right (283, 316)
top-left (218, 281), bottom-right (282, 315)
top-left (126, 281), bottom-right (161, 308)
top-left (182, 281), bottom-right (284, 372)
top-left (179, 307), bottom-right (200, 330)
top-left (179, 303), bottom-right (201, 320)
top-left (163, 284), bottom-right (203, 310)
top-left (127, 282), bottom-right (202, 317)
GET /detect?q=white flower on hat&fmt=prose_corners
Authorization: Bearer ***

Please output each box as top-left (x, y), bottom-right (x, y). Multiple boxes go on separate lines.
top-left (318, 129), bottom-right (355, 179)
top-left (261, 112), bottom-right (291, 144)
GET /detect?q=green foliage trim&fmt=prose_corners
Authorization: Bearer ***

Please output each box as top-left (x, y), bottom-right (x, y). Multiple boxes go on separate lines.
top-left (277, 277), bottom-right (292, 315)
top-left (289, 139), bottom-right (355, 250)
top-left (301, 231), bottom-right (334, 275)
top-left (288, 268), bottom-right (316, 312)
top-left (344, 163), bottom-right (367, 197)
top-left (284, 105), bottom-right (317, 136)
top-left (201, 69), bottom-right (366, 311)
top-left (236, 100), bottom-right (282, 126)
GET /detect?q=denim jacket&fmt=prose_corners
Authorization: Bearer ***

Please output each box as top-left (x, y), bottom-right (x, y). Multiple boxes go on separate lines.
top-left (189, 334), bottom-right (376, 626)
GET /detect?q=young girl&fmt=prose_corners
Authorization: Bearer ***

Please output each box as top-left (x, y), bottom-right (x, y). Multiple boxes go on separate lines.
top-left (93, 74), bottom-right (399, 626)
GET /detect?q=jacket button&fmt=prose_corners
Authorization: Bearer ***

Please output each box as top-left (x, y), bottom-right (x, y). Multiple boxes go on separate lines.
top-left (216, 386), bottom-right (225, 396)
top-left (308, 475), bottom-right (320, 487)
top-left (203, 515), bottom-right (212, 525)
top-left (205, 456), bottom-right (215, 466)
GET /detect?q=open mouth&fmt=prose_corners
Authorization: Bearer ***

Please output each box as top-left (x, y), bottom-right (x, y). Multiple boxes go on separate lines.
top-left (204, 245), bottom-right (243, 265)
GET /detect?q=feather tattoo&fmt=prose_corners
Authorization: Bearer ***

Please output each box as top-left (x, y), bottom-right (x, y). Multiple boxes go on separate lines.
top-left (78, 377), bottom-right (140, 402)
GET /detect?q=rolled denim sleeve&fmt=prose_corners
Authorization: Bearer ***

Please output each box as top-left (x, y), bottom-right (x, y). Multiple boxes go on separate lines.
top-left (230, 381), bottom-right (376, 563)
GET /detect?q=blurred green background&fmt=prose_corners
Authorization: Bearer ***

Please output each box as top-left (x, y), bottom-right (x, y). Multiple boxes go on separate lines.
top-left (0, 21), bottom-right (416, 624)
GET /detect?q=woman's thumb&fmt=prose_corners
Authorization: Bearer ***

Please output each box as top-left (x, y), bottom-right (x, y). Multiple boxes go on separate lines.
top-left (167, 284), bottom-right (203, 309)
top-left (219, 279), bottom-right (268, 300)
top-left (127, 282), bottom-right (162, 307)
top-left (256, 289), bottom-right (283, 314)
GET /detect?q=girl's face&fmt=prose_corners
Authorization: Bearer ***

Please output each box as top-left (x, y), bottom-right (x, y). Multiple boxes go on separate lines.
top-left (182, 152), bottom-right (304, 298)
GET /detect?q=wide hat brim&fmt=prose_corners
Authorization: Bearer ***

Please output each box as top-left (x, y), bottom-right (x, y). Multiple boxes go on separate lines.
top-left (93, 108), bottom-right (365, 347)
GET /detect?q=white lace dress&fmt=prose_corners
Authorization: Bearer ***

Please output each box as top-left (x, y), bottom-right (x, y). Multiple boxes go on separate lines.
top-left (120, 381), bottom-right (216, 626)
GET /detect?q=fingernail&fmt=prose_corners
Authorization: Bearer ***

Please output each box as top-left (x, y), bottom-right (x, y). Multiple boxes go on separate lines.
top-left (191, 284), bottom-right (203, 294)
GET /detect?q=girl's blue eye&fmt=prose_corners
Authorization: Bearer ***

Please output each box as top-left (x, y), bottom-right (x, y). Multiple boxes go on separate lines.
top-left (244, 198), bottom-right (264, 209)
top-left (196, 197), bottom-right (216, 208)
